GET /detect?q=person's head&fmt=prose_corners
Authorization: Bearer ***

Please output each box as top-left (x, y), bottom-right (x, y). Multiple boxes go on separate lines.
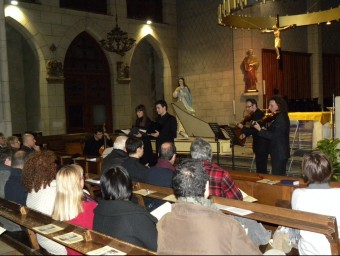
top-left (22, 150), bottom-right (57, 193)
top-left (302, 151), bottom-right (332, 185)
top-left (0, 132), bottom-right (5, 147)
top-left (11, 150), bottom-right (26, 169)
top-left (268, 95), bottom-right (288, 113)
top-left (113, 135), bottom-right (128, 151)
top-left (135, 104), bottom-right (146, 119)
top-left (159, 142), bottom-right (176, 165)
top-left (22, 133), bottom-right (36, 148)
top-left (273, 88), bottom-right (280, 95)
top-left (100, 166), bottom-right (132, 200)
top-left (173, 159), bottom-right (209, 199)
top-left (246, 49), bottom-right (254, 56)
top-left (6, 136), bottom-right (21, 149)
top-left (93, 127), bottom-right (104, 141)
top-left (245, 98), bottom-right (258, 113)
top-left (52, 164), bottom-right (84, 221)
top-left (155, 99), bottom-right (168, 116)
top-left (0, 147), bottom-right (14, 166)
top-left (190, 138), bottom-right (212, 162)
top-left (178, 77), bottom-right (187, 87)
top-left (125, 137), bottom-right (144, 158)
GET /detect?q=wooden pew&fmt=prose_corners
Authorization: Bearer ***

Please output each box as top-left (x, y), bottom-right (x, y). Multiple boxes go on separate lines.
top-left (211, 196), bottom-right (340, 255)
top-left (229, 170), bottom-right (340, 207)
top-left (0, 198), bottom-right (155, 255)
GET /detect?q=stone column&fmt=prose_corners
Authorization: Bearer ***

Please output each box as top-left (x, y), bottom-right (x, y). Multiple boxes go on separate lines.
top-left (0, 2), bottom-right (12, 136)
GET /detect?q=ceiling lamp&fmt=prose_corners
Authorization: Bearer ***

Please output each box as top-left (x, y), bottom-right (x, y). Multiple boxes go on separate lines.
top-left (100, 0), bottom-right (135, 56)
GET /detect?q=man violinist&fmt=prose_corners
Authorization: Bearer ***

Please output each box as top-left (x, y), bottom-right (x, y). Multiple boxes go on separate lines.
top-left (237, 98), bottom-right (269, 173)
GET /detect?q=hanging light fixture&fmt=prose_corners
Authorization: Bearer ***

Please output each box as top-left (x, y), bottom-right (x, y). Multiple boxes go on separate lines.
top-left (100, 0), bottom-right (136, 56)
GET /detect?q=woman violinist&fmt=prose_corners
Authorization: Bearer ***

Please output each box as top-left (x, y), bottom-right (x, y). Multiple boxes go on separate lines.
top-left (237, 98), bottom-right (270, 174)
top-left (253, 96), bottom-right (290, 176)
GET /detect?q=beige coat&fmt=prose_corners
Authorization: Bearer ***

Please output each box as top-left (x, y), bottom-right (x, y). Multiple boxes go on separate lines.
top-left (157, 202), bottom-right (262, 255)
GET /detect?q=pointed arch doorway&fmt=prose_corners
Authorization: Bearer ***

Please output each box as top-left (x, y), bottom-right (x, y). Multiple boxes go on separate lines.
top-left (64, 32), bottom-right (112, 133)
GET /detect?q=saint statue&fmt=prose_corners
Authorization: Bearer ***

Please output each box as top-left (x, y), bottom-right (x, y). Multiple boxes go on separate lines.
top-left (242, 49), bottom-right (259, 92)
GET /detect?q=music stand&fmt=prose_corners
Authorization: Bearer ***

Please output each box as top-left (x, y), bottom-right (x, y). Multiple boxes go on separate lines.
top-left (208, 123), bottom-right (228, 165)
top-left (220, 125), bottom-right (239, 170)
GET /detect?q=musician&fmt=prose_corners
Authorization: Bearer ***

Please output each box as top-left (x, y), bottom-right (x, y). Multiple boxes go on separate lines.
top-left (253, 96), bottom-right (290, 176)
top-left (237, 99), bottom-right (269, 174)
top-left (83, 126), bottom-right (112, 157)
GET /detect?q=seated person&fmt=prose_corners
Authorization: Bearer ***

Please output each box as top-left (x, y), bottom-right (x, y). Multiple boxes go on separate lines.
top-left (6, 136), bottom-right (21, 151)
top-left (292, 151), bottom-right (340, 255)
top-left (5, 150), bottom-right (27, 206)
top-left (52, 164), bottom-right (97, 256)
top-left (157, 159), bottom-right (261, 255)
top-left (121, 137), bottom-right (148, 182)
top-left (20, 133), bottom-right (40, 155)
top-left (83, 126), bottom-right (112, 157)
top-left (93, 166), bottom-right (157, 251)
top-left (101, 135), bottom-right (128, 174)
top-left (190, 138), bottom-right (242, 200)
top-left (22, 150), bottom-right (66, 255)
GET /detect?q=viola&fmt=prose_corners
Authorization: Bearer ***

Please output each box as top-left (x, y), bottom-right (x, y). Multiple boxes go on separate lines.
top-left (232, 111), bottom-right (255, 146)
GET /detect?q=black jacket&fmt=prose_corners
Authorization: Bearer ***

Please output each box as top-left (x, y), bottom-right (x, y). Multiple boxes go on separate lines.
top-left (155, 113), bottom-right (177, 150)
top-left (121, 157), bottom-right (148, 182)
top-left (101, 149), bottom-right (128, 174)
top-left (93, 200), bottom-right (158, 251)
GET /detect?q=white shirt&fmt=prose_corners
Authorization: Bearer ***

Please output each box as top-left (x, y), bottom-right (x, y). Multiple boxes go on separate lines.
top-left (291, 186), bottom-right (340, 255)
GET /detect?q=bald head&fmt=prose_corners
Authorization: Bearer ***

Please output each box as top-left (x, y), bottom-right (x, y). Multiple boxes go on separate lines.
top-left (114, 136), bottom-right (128, 151)
top-left (12, 150), bottom-right (26, 169)
top-left (159, 142), bottom-right (176, 164)
top-left (22, 133), bottom-right (36, 148)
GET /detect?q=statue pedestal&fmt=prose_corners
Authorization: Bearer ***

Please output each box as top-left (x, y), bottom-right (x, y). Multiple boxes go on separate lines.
top-left (242, 91), bottom-right (259, 96)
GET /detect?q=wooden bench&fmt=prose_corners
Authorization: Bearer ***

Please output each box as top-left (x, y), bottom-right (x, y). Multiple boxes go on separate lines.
top-left (229, 170), bottom-right (340, 207)
top-left (211, 196), bottom-right (340, 255)
top-left (0, 198), bottom-right (155, 255)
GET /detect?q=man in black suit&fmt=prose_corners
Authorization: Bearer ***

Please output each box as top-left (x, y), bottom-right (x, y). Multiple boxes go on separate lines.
top-left (237, 98), bottom-right (270, 173)
top-left (150, 100), bottom-right (177, 154)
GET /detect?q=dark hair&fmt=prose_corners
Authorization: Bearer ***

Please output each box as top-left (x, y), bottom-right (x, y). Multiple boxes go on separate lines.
top-left (0, 147), bottom-right (14, 164)
top-left (125, 137), bottom-right (143, 154)
top-left (159, 142), bottom-right (176, 160)
top-left (245, 98), bottom-right (257, 107)
top-left (135, 104), bottom-right (146, 112)
top-left (269, 95), bottom-right (288, 113)
top-left (273, 88), bottom-right (280, 95)
top-left (178, 77), bottom-right (190, 92)
top-left (302, 151), bottom-right (332, 185)
top-left (93, 126), bottom-right (104, 134)
top-left (100, 166), bottom-right (132, 200)
top-left (155, 99), bottom-right (167, 110)
top-left (173, 159), bottom-right (209, 198)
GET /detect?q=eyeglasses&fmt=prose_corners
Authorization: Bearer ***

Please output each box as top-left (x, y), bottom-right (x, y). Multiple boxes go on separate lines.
top-left (245, 105), bottom-right (253, 108)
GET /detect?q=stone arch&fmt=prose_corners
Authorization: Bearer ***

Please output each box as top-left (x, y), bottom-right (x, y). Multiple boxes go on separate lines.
top-left (129, 34), bottom-right (174, 122)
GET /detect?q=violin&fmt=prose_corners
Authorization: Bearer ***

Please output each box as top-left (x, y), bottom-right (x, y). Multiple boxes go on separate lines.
top-left (260, 111), bottom-right (280, 124)
top-left (232, 111), bottom-right (255, 146)
top-left (237, 111), bottom-right (255, 126)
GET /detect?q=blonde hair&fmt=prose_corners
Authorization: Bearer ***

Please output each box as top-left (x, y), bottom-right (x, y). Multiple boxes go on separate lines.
top-left (52, 164), bottom-right (84, 221)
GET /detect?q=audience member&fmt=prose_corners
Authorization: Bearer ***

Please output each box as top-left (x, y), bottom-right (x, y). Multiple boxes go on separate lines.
top-left (21, 133), bottom-right (40, 154)
top-left (150, 100), bottom-right (177, 154)
top-left (146, 142), bottom-right (175, 187)
top-left (5, 150), bottom-right (27, 205)
top-left (6, 136), bottom-right (21, 151)
top-left (83, 126), bottom-right (112, 157)
top-left (157, 159), bottom-right (261, 255)
top-left (190, 138), bottom-right (242, 200)
top-left (0, 148), bottom-right (13, 198)
top-left (121, 137), bottom-right (148, 182)
top-left (101, 135), bottom-right (128, 174)
top-left (94, 166), bottom-right (157, 251)
top-left (52, 164), bottom-right (97, 256)
top-left (292, 152), bottom-right (340, 255)
top-left (0, 132), bottom-right (6, 150)
top-left (22, 150), bottom-right (66, 255)
top-left (145, 142), bottom-right (176, 211)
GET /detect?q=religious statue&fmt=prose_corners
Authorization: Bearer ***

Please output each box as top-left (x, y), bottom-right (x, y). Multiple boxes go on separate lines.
top-left (242, 49), bottom-right (259, 92)
top-left (262, 24), bottom-right (295, 60)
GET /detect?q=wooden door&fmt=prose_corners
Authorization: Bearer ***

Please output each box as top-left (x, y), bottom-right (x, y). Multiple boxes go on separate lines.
top-left (64, 32), bottom-right (112, 133)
